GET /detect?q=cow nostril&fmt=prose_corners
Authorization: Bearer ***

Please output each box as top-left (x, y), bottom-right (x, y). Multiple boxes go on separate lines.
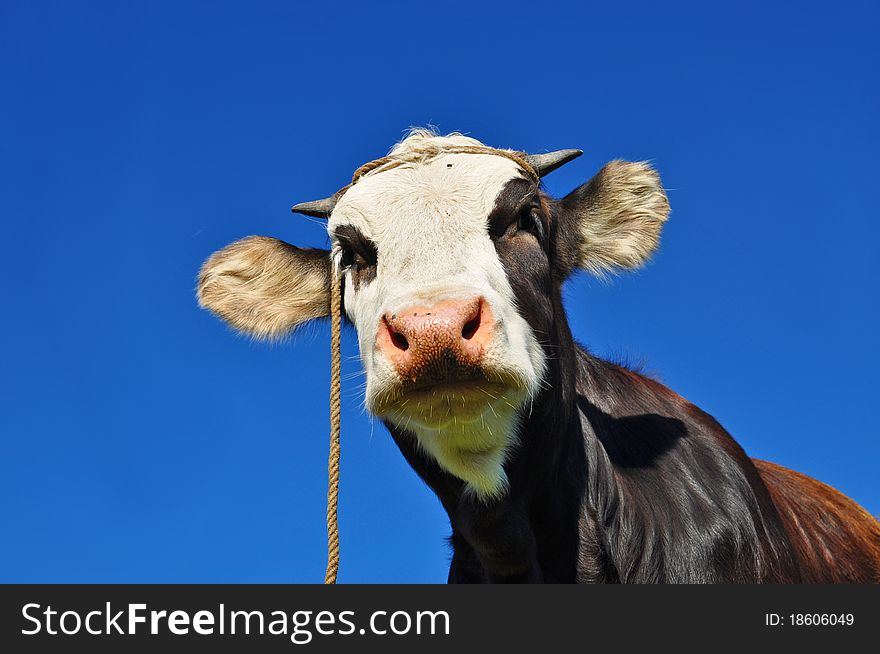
top-left (388, 326), bottom-right (409, 351)
top-left (461, 311), bottom-right (481, 340)
top-left (391, 332), bottom-right (409, 351)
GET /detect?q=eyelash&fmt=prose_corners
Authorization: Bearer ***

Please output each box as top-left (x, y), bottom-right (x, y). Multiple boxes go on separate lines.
top-left (337, 244), bottom-right (374, 272)
top-left (338, 245), bottom-right (355, 269)
top-left (516, 208), bottom-right (545, 242)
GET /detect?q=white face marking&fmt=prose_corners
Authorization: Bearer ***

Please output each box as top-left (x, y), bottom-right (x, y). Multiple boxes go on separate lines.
top-left (327, 138), bottom-right (547, 497)
top-left (200, 133), bottom-right (671, 499)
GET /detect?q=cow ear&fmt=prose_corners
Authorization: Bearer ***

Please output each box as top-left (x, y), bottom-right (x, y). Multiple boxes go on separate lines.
top-left (197, 236), bottom-right (331, 340)
top-left (557, 160), bottom-right (670, 276)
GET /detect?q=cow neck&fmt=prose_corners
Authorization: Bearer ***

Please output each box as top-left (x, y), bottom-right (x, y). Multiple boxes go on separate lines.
top-left (510, 311), bottom-right (582, 489)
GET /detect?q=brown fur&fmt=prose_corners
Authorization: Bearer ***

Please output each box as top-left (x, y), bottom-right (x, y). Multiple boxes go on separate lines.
top-left (196, 134), bottom-right (878, 582)
top-left (754, 459), bottom-right (880, 582)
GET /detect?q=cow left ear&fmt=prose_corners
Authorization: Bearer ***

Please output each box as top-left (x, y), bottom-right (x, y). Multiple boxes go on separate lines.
top-left (556, 160), bottom-right (670, 276)
top-left (197, 236), bottom-right (331, 340)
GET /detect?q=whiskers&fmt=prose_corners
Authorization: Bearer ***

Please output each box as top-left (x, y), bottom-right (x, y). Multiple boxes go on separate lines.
top-left (342, 368), bottom-right (366, 383)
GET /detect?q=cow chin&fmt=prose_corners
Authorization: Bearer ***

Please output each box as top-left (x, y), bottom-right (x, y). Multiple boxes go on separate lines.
top-left (376, 378), bottom-right (522, 426)
top-left (371, 372), bottom-right (530, 498)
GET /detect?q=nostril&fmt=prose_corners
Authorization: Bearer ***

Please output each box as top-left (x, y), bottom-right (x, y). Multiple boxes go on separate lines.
top-left (461, 305), bottom-right (482, 340)
top-left (391, 330), bottom-right (409, 351)
top-left (385, 319), bottom-right (410, 351)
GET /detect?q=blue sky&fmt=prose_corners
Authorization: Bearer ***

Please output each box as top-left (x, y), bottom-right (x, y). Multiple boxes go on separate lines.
top-left (1, 1), bottom-right (877, 582)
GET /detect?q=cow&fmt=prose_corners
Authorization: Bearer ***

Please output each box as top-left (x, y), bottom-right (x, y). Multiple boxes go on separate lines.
top-left (198, 129), bottom-right (880, 583)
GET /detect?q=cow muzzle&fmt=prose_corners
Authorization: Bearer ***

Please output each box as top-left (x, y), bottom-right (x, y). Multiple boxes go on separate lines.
top-left (377, 296), bottom-right (490, 381)
top-left (372, 296), bottom-right (523, 425)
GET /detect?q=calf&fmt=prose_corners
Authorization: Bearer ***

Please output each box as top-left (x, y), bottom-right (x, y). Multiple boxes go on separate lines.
top-left (198, 130), bottom-right (880, 582)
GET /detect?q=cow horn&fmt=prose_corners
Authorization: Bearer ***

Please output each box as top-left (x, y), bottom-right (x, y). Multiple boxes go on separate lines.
top-left (291, 196), bottom-right (337, 218)
top-left (526, 149), bottom-right (583, 177)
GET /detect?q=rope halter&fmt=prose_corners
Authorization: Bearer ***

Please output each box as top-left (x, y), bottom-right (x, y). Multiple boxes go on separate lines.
top-left (301, 142), bottom-right (583, 584)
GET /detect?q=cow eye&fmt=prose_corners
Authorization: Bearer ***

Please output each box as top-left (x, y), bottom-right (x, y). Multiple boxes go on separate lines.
top-left (336, 239), bottom-right (376, 278)
top-left (333, 226), bottom-right (378, 288)
top-left (516, 207), bottom-right (545, 242)
top-left (339, 245), bottom-right (355, 270)
top-left (339, 247), bottom-right (372, 272)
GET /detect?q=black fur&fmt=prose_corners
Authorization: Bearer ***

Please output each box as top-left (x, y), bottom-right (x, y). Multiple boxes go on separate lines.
top-left (384, 177), bottom-right (804, 583)
top-left (335, 224), bottom-right (377, 289)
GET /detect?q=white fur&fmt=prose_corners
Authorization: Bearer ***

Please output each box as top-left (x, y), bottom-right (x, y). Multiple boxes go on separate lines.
top-left (198, 134), bottom-right (670, 498)
top-left (328, 133), bottom-right (546, 497)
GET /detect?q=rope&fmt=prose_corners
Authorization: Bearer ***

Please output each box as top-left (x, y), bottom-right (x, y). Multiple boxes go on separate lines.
top-left (351, 144), bottom-right (539, 185)
top-left (328, 144), bottom-right (540, 201)
top-left (319, 142), bottom-right (537, 584)
top-left (324, 262), bottom-right (342, 584)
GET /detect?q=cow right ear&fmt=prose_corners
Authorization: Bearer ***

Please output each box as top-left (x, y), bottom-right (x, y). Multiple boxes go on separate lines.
top-left (197, 236), bottom-right (331, 340)
top-left (556, 160), bottom-right (670, 277)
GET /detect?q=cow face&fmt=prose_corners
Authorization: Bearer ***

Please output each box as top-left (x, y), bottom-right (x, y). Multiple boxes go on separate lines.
top-left (198, 131), bottom-right (669, 497)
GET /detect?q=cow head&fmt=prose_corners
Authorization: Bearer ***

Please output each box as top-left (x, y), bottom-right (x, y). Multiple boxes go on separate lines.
top-left (198, 130), bottom-right (669, 498)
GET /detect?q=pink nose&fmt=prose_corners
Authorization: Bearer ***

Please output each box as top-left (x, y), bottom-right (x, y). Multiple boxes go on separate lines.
top-left (376, 297), bottom-right (494, 383)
